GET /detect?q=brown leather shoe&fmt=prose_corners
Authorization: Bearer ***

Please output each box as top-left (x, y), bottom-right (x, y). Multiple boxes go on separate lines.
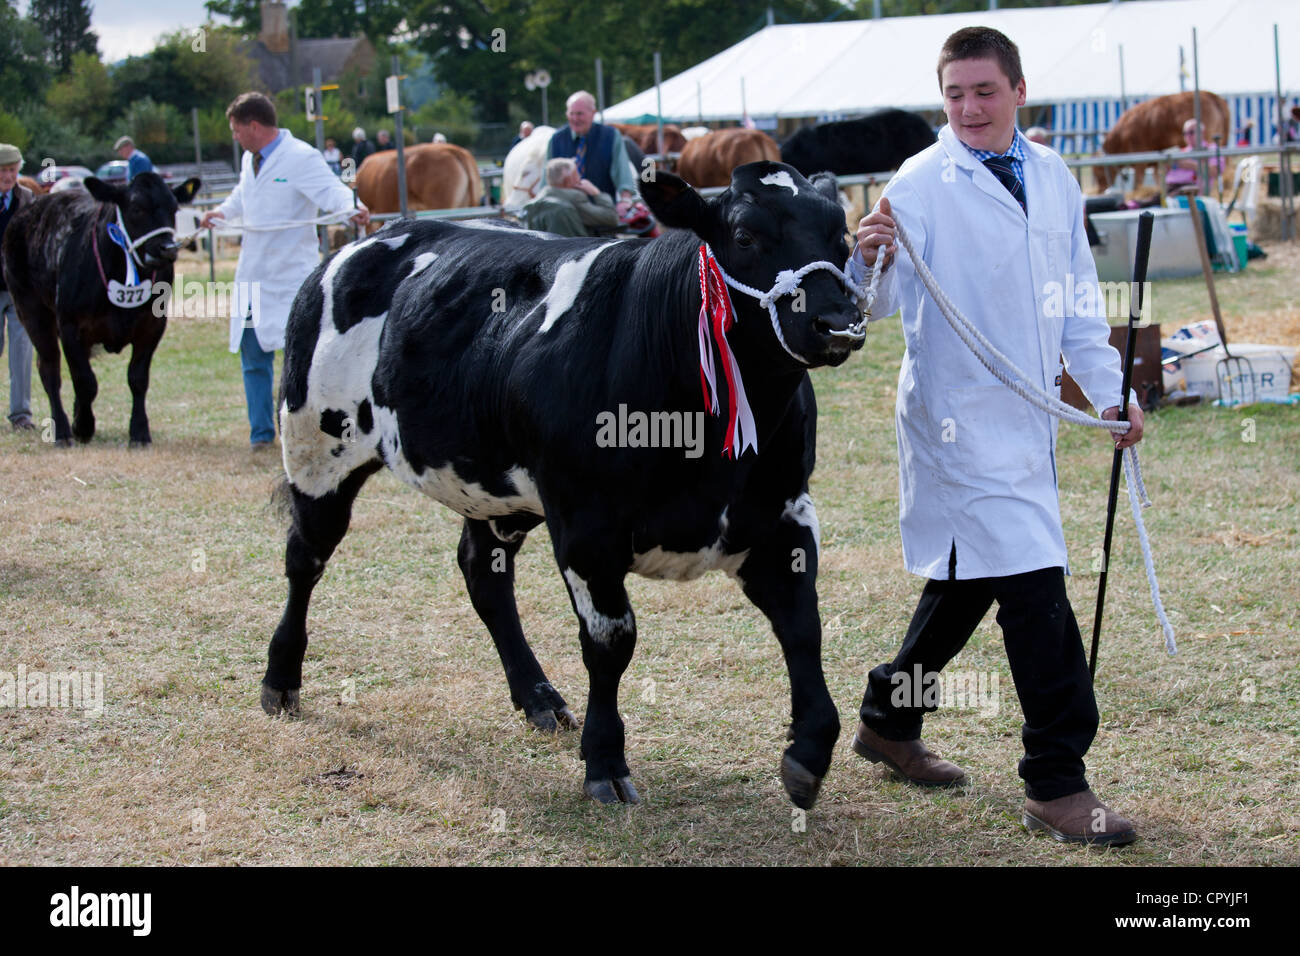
top-left (1023, 788), bottom-right (1137, 846)
top-left (851, 722), bottom-right (967, 787)
top-left (10, 414), bottom-right (36, 431)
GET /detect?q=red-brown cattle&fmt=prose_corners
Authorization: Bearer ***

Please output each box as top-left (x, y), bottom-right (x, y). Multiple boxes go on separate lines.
top-left (1094, 91), bottom-right (1230, 191)
top-left (676, 128), bottom-right (781, 188)
top-left (355, 144), bottom-right (482, 226)
top-left (611, 123), bottom-right (688, 156)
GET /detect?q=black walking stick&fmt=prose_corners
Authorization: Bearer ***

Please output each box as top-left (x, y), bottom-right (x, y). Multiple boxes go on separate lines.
top-left (1089, 210), bottom-right (1155, 678)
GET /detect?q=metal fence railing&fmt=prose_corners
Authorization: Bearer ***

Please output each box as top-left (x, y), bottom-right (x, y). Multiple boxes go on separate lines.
top-left (186, 141), bottom-right (1296, 282)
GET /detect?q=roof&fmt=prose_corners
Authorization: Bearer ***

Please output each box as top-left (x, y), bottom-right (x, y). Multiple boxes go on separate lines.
top-left (244, 37), bottom-right (372, 93)
top-left (604, 0), bottom-right (1300, 122)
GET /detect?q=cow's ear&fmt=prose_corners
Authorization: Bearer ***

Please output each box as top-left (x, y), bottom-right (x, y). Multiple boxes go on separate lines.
top-left (83, 177), bottom-right (126, 206)
top-left (808, 172), bottom-right (839, 203)
top-left (173, 177), bottom-right (201, 205)
top-left (640, 171), bottom-right (716, 235)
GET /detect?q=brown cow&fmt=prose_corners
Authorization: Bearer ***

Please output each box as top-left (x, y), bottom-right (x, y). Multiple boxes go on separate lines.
top-left (676, 128), bottom-right (781, 188)
top-left (611, 123), bottom-right (688, 156)
top-left (1094, 91), bottom-right (1230, 191)
top-left (355, 143), bottom-right (482, 226)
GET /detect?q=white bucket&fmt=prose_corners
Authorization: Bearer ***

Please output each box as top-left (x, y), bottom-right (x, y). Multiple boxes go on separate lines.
top-left (1175, 343), bottom-right (1296, 402)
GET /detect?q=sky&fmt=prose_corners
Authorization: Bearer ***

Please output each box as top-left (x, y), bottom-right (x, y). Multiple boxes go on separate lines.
top-left (20, 0), bottom-right (223, 63)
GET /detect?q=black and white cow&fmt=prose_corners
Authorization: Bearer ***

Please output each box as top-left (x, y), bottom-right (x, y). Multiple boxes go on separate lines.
top-left (266, 162), bottom-right (866, 808)
top-left (1, 172), bottom-right (200, 446)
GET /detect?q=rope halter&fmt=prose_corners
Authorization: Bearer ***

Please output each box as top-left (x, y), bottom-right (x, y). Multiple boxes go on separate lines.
top-left (110, 205), bottom-right (177, 269)
top-left (705, 244), bottom-right (876, 366)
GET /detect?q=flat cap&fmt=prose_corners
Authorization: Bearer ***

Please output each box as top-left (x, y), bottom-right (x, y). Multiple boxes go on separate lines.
top-left (113, 135), bottom-right (134, 150)
top-left (0, 143), bottom-right (22, 166)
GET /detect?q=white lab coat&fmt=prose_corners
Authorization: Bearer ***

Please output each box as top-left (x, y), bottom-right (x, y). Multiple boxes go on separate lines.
top-left (215, 130), bottom-right (357, 353)
top-left (851, 125), bottom-right (1133, 580)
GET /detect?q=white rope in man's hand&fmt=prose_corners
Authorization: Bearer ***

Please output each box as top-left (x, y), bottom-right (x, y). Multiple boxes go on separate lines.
top-left (866, 216), bottom-right (1175, 655)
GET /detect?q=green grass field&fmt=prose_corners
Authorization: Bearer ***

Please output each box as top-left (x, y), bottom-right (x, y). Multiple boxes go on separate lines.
top-left (0, 244), bottom-right (1296, 865)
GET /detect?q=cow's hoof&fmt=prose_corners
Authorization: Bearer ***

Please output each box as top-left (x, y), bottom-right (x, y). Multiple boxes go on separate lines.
top-left (526, 705), bottom-right (581, 732)
top-left (781, 752), bottom-right (824, 810)
top-left (261, 684), bottom-right (301, 717)
top-left (128, 439), bottom-right (152, 449)
top-left (523, 682), bottom-right (580, 732)
top-left (54, 438), bottom-right (73, 449)
top-left (584, 776), bottom-right (640, 805)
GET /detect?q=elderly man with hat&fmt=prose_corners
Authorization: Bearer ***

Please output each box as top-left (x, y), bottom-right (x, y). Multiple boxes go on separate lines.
top-left (0, 142), bottom-right (37, 430)
top-left (114, 135), bottom-right (154, 182)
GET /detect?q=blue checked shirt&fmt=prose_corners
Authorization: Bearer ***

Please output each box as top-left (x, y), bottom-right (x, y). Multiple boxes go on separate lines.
top-left (964, 129), bottom-right (1028, 197)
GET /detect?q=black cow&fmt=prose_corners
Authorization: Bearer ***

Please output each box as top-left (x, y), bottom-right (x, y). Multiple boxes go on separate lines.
top-left (1, 173), bottom-right (200, 446)
top-left (266, 162), bottom-right (866, 808)
top-left (780, 109), bottom-right (937, 177)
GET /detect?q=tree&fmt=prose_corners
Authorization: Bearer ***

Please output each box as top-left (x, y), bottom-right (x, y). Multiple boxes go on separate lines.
top-left (296, 0), bottom-right (405, 45)
top-left (30, 0), bottom-right (98, 74)
top-left (404, 0), bottom-right (844, 123)
top-left (46, 51), bottom-right (113, 139)
top-left (110, 26), bottom-right (260, 117)
top-left (0, 1), bottom-right (49, 103)
top-left (0, 110), bottom-right (31, 154)
top-left (203, 0), bottom-right (262, 34)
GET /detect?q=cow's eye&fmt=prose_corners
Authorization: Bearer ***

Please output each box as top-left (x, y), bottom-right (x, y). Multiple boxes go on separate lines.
top-left (735, 230), bottom-right (755, 249)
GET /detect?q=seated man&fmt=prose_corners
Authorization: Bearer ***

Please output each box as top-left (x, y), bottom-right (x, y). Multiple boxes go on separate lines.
top-left (522, 158), bottom-right (620, 237)
top-left (1166, 118), bottom-right (1224, 193)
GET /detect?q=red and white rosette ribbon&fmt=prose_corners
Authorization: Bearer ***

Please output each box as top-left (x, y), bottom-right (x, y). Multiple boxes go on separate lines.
top-left (698, 244), bottom-right (757, 458)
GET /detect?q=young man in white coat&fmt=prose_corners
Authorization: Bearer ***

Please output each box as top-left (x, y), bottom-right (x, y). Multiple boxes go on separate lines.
top-left (200, 93), bottom-right (369, 450)
top-left (849, 27), bottom-right (1144, 846)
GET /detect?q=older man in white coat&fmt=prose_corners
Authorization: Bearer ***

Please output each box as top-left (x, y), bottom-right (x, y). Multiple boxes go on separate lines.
top-left (849, 27), bottom-right (1143, 846)
top-left (201, 93), bottom-right (369, 449)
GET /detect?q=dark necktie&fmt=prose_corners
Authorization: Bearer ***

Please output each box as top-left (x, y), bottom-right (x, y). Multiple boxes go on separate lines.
top-left (1, 191), bottom-right (9, 212)
top-left (574, 137), bottom-right (587, 177)
top-left (253, 151), bottom-right (263, 177)
top-left (982, 155), bottom-right (1026, 214)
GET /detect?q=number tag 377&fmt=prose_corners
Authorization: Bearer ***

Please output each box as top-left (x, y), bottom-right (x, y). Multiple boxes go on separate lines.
top-left (107, 279), bottom-right (152, 308)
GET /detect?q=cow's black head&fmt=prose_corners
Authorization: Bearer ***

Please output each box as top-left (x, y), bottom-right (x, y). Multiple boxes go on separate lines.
top-left (641, 161), bottom-right (864, 368)
top-left (85, 173), bottom-right (201, 266)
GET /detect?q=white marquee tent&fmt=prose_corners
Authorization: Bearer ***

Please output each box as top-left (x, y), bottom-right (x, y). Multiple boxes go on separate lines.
top-left (604, 0), bottom-right (1299, 148)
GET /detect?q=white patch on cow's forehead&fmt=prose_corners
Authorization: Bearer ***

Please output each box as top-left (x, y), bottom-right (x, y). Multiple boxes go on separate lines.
top-left (536, 242), bottom-right (619, 334)
top-left (563, 568), bottom-right (634, 646)
top-left (408, 252), bottom-right (438, 278)
top-left (759, 171), bottom-right (798, 195)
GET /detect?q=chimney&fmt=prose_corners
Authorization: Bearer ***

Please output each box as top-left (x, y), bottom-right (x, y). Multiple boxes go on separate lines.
top-left (261, 1), bottom-right (289, 54)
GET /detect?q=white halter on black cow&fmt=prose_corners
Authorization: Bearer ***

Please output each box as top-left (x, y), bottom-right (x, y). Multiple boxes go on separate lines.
top-left (694, 169), bottom-right (878, 457)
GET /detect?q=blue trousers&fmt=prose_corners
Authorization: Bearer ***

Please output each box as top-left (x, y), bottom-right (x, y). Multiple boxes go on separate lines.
top-left (239, 325), bottom-right (276, 445)
top-left (0, 291), bottom-right (34, 423)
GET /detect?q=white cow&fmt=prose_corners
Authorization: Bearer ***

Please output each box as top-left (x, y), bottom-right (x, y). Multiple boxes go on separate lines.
top-left (500, 125), bottom-right (555, 214)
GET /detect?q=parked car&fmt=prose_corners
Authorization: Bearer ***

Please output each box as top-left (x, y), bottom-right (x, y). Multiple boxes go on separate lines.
top-left (95, 160), bottom-right (129, 184)
top-left (37, 165), bottom-right (94, 187)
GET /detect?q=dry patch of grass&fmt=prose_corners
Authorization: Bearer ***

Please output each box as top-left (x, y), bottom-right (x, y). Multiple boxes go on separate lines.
top-left (1, 281), bottom-right (1297, 865)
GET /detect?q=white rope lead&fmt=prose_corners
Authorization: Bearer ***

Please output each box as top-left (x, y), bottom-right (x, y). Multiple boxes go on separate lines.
top-left (878, 218), bottom-right (1176, 656)
top-left (175, 209), bottom-right (358, 246)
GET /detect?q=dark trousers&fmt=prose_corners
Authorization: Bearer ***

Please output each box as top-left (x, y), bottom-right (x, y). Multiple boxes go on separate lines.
top-left (860, 546), bottom-right (1099, 801)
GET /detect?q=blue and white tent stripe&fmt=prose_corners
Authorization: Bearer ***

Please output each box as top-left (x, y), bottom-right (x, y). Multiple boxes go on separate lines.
top-left (1042, 94), bottom-right (1295, 153)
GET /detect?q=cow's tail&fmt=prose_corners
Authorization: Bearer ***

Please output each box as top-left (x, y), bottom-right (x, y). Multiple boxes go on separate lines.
top-left (269, 474), bottom-right (294, 525)
top-left (461, 149), bottom-right (482, 207)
